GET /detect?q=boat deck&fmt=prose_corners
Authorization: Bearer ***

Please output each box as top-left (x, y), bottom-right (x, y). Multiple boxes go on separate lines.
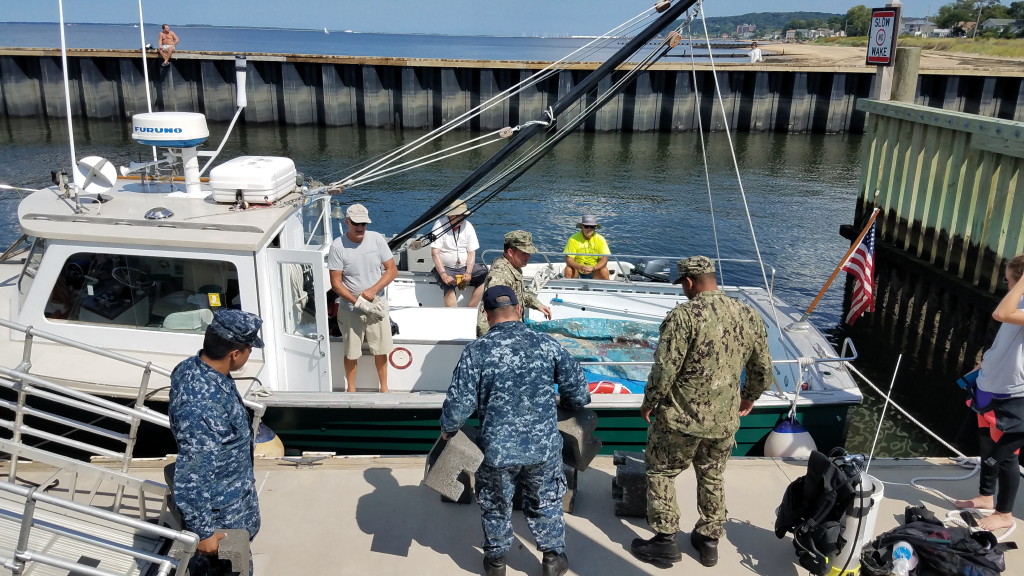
top-left (6, 455), bottom-right (1020, 575)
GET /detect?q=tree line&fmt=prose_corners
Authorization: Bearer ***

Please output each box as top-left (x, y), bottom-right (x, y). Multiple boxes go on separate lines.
top-left (693, 2), bottom-right (1024, 39)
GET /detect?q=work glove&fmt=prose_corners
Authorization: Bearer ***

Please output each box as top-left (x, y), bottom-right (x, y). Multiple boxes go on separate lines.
top-left (368, 297), bottom-right (387, 323)
top-left (456, 275), bottom-right (469, 290)
top-left (354, 295), bottom-right (377, 320)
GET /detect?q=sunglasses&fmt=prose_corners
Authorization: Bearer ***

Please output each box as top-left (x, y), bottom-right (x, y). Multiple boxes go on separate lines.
top-left (582, 225), bottom-right (596, 229)
top-left (350, 222), bottom-right (368, 227)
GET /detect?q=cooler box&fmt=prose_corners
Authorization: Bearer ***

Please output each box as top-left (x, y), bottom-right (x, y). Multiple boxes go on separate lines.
top-left (209, 156), bottom-right (298, 204)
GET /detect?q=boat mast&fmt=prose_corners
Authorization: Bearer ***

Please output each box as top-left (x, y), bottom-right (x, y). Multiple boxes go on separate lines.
top-left (388, 0), bottom-right (698, 249)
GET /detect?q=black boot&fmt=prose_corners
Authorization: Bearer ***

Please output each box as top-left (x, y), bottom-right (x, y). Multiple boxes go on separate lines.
top-left (482, 555), bottom-right (505, 576)
top-left (541, 550), bottom-right (568, 576)
top-left (689, 531), bottom-right (719, 567)
top-left (630, 532), bottom-right (682, 564)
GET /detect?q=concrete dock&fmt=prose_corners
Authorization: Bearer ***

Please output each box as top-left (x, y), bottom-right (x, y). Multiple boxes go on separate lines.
top-left (9, 454), bottom-right (1019, 575)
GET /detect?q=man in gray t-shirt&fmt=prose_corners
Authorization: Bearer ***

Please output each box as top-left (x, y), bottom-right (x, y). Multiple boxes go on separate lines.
top-left (328, 204), bottom-right (397, 392)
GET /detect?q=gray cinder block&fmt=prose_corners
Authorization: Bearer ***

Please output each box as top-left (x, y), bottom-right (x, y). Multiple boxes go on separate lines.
top-left (612, 450), bottom-right (647, 517)
top-left (557, 407), bottom-right (602, 471)
top-left (216, 528), bottom-right (251, 576)
top-left (423, 427), bottom-right (483, 503)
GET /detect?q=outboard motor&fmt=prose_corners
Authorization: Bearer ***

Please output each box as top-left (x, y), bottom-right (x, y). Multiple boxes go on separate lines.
top-left (629, 258), bottom-right (671, 283)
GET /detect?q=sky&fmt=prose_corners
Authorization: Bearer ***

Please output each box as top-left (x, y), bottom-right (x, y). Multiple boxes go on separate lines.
top-left (2, 1), bottom-right (932, 35)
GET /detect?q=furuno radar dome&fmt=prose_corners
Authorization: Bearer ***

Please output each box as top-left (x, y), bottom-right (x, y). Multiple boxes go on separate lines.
top-left (130, 112), bottom-right (210, 196)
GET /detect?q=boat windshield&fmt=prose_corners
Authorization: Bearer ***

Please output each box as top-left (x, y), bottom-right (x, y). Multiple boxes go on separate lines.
top-left (45, 252), bottom-right (238, 334)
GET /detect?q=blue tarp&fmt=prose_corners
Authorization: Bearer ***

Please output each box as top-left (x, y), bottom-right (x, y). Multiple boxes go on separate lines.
top-left (527, 317), bottom-right (659, 393)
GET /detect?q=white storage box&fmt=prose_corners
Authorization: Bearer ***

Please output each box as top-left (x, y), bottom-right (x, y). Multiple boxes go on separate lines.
top-left (209, 156), bottom-right (298, 204)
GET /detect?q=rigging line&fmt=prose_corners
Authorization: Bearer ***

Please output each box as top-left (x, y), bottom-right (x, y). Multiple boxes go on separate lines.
top-left (685, 21), bottom-right (726, 288)
top-left (343, 130), bottom-right (511, 188)
top-left (695, 3), bottom-right (783, 334)
top-left (332, 10), bottom-right (657, 189)
top-left (426, 33), bottom-right (681, 229)
top-left (344, 138), bottom-right (508, 190)
top-left (389, 0), bottom-right (699, 249)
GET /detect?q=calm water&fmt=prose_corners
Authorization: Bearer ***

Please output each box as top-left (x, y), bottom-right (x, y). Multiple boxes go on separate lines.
top-left (0, 22), bottom-right (749, 61)
top-left (0, 116), bottom-right (974, 458)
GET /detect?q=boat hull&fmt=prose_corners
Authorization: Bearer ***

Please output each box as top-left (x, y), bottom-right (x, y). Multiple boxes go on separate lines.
top-left (261, 403), bottom-right (853, 457)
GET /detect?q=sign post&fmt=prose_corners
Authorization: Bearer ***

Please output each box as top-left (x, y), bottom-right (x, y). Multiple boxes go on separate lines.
top-left (867, 1), bottom-right (902, 100)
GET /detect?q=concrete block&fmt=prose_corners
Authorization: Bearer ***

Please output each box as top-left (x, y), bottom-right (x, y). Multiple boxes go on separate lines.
top-left (612, 450), bottom-right (647, 518)
top-left (423, 427), bottom-right (483, 503)
top-left (215, 528), bottom-right (250, 576)
top-left (557, 407), bottom-right (602, 471)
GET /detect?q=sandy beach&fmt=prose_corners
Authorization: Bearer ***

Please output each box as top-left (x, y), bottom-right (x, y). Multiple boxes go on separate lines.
top-left (755, 42), bottom-right (1024, 74)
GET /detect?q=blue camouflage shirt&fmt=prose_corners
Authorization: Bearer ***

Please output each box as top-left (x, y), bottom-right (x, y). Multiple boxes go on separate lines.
top-left (169, 354), bottom-right (260, 540)
top-left (441, 321), bottom-right (591, 467)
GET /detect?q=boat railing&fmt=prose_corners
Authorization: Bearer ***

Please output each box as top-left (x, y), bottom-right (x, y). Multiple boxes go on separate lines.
top-left (0, 479), bottom-right (197, 576)
top-left (0, 317), bottom-right (266, 511)
top-left (481, 249), bottom-right (775, 287)
top-left (578, 338), bottom-right (857, 368)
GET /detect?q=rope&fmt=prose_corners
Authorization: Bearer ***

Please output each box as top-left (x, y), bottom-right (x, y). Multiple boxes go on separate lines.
top-left (324, 8), bottom-right (657, 191)
top-left (692, 2), bottom-right (782, 336)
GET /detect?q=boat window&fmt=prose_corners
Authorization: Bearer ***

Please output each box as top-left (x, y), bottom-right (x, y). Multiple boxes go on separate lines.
top-left (18, 237), bottom-right (46, 297)
top-left (301, 197), bottom-right (329, 248)
top-left (45, 253), bottom-right (239, 334)
top-left (280, 262), bottom-right (317, 335)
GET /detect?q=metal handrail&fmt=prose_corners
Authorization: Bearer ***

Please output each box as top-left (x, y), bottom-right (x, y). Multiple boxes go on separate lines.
top-left (0, 317), bottom-right (266, 512)
top-left (0, 481), bottom-right (197, 576)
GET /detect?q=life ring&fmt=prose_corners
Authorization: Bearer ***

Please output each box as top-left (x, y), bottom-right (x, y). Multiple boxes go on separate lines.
top-left (588, 380), bottom-right (632, 394)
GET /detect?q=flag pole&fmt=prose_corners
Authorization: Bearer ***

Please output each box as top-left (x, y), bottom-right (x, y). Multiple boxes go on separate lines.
top-left (798, 208), bottom-right (881, 323)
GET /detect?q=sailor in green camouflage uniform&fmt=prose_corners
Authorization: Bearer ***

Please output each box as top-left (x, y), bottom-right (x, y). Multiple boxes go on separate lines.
top-left (443, 286), bottom-right (589, 576)
top-left (476, 230), bottom-right (552, 336)
top-left (630, 256), bottom-right (773, 568)
top-left (169, 309), bottom-right (264, 575)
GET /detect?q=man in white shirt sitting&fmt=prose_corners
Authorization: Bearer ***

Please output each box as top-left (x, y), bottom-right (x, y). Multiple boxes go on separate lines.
top-left (748, 42), bottom-right (764, 63)
top-left (431, 199), bottom-right (487, 307)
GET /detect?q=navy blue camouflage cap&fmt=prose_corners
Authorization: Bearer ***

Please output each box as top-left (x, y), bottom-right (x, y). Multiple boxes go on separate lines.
top-left (482, 285), bottom-right (519, 310)
top-left (672, 255), bottom-right (716, 284)
top-left (209, 309), bottom-right (265, 348)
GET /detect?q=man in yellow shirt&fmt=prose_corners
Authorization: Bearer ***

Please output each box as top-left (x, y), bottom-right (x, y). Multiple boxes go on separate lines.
top-left (563, 215), bottom-right (610, 280)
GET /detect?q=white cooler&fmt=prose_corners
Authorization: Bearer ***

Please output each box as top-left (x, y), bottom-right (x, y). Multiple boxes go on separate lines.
top-left (209, 156), bottom-right (298, 204)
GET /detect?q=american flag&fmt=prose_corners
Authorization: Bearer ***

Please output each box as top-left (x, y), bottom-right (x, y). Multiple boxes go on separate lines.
top-left (842, 221), bottom-right (876, 325)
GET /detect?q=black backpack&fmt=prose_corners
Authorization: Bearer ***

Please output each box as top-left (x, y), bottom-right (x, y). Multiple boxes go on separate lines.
top-left (860, 507), bottom-right (1016, 576)
top-left (774, 450), bottom-right (863, 575)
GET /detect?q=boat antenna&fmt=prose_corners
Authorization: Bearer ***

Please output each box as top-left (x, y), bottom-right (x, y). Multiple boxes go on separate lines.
top-left (864, 353), bottom-right (902, 476)
top-left (199, 56), bottom-right (248, 176)
top-left (388, 0), bottom-right (699, 249)
top-left (136, 0), bottom-right (157, 162)
top-left (57, 0), bottom-right (78, 189)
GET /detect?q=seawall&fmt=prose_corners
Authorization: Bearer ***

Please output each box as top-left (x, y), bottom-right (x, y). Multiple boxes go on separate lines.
top-left (1, 48), bottom-right (1022, 133)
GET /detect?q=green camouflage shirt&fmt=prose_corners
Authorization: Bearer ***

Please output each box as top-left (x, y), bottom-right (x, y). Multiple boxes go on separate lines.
top-left (642, 289), bottom-right (773, 438)
top-left (476, 256), bottom-right (543, 336)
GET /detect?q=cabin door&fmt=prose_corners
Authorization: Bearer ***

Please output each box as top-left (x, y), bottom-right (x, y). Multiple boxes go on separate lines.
top-left (267, 249), bottom-right (332, 392)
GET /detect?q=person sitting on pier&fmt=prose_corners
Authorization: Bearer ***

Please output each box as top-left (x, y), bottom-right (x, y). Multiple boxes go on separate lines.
top-left (430, 199), bottom-right (487, 308)
top-left (563, 215), bottom-right (610, 280)
top-left (955, 253), bottom-right (1024, 532)
top-left (158, 24), bottom-right (179, 67)
top-left (441, 286), bottom-right (590, 576)
top-left (748, 41), bottom-right (764, 63)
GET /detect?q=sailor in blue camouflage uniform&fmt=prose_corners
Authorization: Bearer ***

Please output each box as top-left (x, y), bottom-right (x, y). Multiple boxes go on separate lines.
top-left (442, 286), bottom-right (590, 576)
top-left (630, 256), bottom-right (773, 568)
top-left (169, 309), bottom-right (263, 575)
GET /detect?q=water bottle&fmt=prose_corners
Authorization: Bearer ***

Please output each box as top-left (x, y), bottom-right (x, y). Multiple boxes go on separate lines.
top-left (890, 540), bottom-right (918, 576)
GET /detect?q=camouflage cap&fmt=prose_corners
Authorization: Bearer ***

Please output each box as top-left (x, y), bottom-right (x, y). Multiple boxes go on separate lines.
top-left (504, 230), bottom-right (538, 254)
top-left (482, 285), bottom-right (519, 310)
top-left (208, 309), bottom-right (265, 348)
top-left (672, 256), bottom-right (716, 284)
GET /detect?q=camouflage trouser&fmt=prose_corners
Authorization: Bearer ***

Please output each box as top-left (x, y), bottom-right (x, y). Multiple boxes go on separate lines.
top-left (645, 421), bottom-right (732, 539)
top-left (476, 457), bottom-right (567, 558)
